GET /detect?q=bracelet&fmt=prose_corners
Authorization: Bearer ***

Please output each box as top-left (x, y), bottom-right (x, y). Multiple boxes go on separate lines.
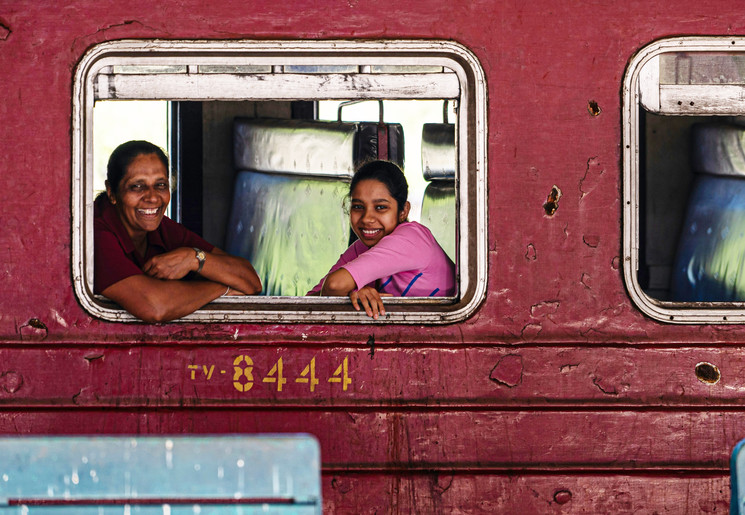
top-left (222, 286), bottom-right (231, 297)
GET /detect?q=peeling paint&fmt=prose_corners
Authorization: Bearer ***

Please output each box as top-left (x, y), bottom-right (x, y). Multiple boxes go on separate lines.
top-left (581, 273), bottom-right (592, 289)
top-left (530, 301), bottom-right (560, 318)
top-left (0, 22), bottom-right (10, 41)
top-left (592, 376), bottom-right (618, 395)
top-left (0, 371), bottom-right (23, 394)
top-left (19, 318), bottom-right (48, 340)
top-left (521, 323), bottom-right (542, 340)
top-left (583, 235), bottom-right (600, 248)
top-left (560, 364), bottom-right (579, 373)
top-left (366, 335), bottom-right (375, 359)
top-left (525, 243), bottom-right (537, 261)
top-left (579, 156), bottom-right (604, 200)
top-left (51, 310), bottom-right (68, 328)
top-left (489, 354), bottom-right (523, 387)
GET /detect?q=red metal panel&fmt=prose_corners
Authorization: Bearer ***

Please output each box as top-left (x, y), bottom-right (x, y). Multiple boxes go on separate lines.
top-left (2, 0), bottom-right (745, 511)
top-left (0, 346), bottom-right (740, 406)
top-left (322, 474), bottom-right (730, 513)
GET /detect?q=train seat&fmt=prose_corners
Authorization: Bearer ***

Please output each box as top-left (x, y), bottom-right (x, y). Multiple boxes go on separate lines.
top-left (670, 123), bottom-right (745, 301)
top-left (225, 118), bottom-right (403, 296)
top-left (0, 434), bottom-right (321, 513)
top-left (420, 122), bottom-right (456, 262)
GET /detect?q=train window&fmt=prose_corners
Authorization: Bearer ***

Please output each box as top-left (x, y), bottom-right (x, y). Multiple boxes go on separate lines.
top-left (624, 37), bottom-right (745, 323)
top-left (72, 40), bottom-right (487, 324)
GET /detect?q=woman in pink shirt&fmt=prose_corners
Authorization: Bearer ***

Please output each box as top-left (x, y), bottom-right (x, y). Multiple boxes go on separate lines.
top-left (308, 160), bottom-right (455, 319)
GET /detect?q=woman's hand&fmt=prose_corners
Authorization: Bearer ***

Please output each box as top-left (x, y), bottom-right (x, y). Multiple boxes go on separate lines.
top-left (350, 286), bottom-right (392, 320)
top-left (142, 247), bottom-right (198, 280)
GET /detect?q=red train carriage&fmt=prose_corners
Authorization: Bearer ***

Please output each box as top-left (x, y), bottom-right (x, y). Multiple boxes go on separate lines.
top-left (3, 0), bottom-right (745, 512)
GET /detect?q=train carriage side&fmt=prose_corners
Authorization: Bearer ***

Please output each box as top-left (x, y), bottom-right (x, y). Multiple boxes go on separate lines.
top-left (2, 0), bottom-right (745, 512)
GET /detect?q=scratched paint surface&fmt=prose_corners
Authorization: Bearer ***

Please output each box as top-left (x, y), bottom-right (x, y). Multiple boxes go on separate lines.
top-left (2, 0), bottom-right (745, 512)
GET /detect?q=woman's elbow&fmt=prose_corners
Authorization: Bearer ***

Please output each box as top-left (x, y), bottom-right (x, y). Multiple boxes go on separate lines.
top-left (241, 272), bottom-right (262, 295)
top-left (136, 304), bottom-right (175, 323)
top-left (322, 275), bottom-right (351, 296)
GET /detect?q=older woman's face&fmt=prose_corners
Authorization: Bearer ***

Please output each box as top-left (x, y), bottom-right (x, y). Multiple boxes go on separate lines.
top-left (108, 152), bottom-right (170, 241)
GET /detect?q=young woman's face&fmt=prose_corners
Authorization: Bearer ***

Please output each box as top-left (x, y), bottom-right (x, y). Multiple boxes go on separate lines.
top-left (349, 179), bottom-right (410, 247)
top-left (107, 152), bottom-right (170, 241)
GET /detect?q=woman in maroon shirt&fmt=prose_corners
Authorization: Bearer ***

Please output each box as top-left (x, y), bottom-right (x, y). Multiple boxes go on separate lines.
top-left (95, 140), bottom-right (261, 322)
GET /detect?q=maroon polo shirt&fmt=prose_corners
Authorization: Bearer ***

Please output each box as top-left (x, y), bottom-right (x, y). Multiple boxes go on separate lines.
top-left (93, 196), bottom-right (214, 294)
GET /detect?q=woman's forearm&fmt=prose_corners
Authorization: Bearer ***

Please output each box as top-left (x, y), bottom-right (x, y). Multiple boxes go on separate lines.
top-left (198, 248), bottom-right (262, 295)
top-left (102, 275), bottom-right (229, 323)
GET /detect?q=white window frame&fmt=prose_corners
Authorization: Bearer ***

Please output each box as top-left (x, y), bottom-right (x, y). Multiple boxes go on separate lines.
top-left (72, 39), bottom-right (488, 324)
top-left (623, 36), bottom-right (745, 323)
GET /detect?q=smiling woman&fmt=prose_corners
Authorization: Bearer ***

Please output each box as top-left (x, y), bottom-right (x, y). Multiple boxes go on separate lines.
top-left (94, 141), bottom-right (262, 322)
top-left (307, 160), bottom-right (455, 319)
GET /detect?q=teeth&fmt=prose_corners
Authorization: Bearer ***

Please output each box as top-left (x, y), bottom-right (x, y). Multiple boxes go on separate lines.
top-left (139, 208), bottom-right (158, 215)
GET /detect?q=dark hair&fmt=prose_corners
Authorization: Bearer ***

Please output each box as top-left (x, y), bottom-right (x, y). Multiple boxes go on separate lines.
top-left (350, 160), bottom-right (408, 213)
top-left (106, 140), bottom-right (169, 195)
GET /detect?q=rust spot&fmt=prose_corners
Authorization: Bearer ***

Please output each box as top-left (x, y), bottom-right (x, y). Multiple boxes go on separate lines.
top-left (554, 489), bottom-right (572, 504)
top-left (489, 354), bottom-right (523, 388)
top-left (366, 335), bottom-right (375, 359)
top-left (695, 362), bottom-right (720, 385)
top-left (543, 185), bottom-right (562, 216)
top-left (0, 371), bottom-right (23, 393)
top-left (26, 318), bottom-right (46, 330)
top-left (525, 243), bottom-right (537, 261)
top-left (587, 100), bottom-right (601, 116)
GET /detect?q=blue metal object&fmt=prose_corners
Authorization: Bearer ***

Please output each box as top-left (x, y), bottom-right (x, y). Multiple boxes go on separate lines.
top-left (731, 438), bottom-right (745, 514)
top-left (0, 435), bottom-right (321, 514)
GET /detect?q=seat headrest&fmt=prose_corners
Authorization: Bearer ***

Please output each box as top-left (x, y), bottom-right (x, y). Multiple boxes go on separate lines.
top-left (421, 123), bottom-right (455, 181)
top-left (234, 118), bottom-right (357, 178)
top-left (691, 123), bottom-right (745, 177)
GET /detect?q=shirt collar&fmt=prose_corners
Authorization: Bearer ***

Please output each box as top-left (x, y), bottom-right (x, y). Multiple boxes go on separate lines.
top-left (96, 196), bottom-right (167, 260)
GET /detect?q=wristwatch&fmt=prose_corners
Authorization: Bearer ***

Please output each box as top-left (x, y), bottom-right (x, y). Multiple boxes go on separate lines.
top-left (193, 247), bottom-right (206, 273)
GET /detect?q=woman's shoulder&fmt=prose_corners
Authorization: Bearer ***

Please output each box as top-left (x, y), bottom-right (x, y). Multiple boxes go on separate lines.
top-left (390, 221), bottom-right (437, 244)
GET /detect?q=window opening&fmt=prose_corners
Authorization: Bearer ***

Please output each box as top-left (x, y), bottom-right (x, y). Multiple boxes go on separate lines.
top-left (73, 40), bottom-right (487, 324)
top-left (624, 37), bottom-right (745, 323)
